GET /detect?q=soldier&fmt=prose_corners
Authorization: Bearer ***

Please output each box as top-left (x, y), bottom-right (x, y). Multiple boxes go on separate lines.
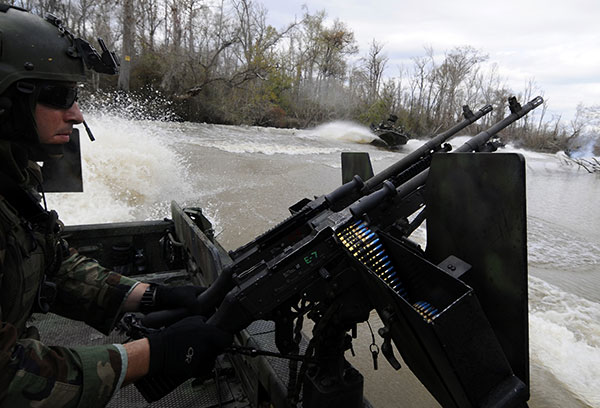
top-left (0, 5), bottom-right (231, 407)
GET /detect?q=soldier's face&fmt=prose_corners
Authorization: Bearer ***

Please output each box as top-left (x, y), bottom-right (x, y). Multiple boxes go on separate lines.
top-left (34, 102), bottom-right (84, 144)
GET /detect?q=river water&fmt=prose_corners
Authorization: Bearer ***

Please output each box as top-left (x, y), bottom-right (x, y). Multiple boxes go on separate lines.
top-left (46, 111), bottom-right (600, 408)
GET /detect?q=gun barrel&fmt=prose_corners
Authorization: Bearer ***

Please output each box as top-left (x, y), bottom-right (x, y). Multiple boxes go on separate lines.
top-left (325, 104), bottom-right (491, 210)
top-left (350, 97), bottom-right (542, 217)
top-left (349, 181), bottom-right (396, 218)
top-left (455, 96), bottom-right (543, 153)
top-left (395, 96), bottom-right (543, 200)
top-left (362, 104), bottom-right (493, 192)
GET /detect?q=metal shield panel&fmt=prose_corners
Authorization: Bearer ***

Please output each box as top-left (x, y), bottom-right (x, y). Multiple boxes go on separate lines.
top-left (425, 152), bottom-right (529, 392)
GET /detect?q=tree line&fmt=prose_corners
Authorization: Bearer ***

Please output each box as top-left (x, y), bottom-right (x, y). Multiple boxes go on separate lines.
top-left (9, 0), bottom-right (599, 154)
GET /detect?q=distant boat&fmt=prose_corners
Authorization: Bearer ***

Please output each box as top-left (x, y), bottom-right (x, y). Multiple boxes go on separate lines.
top-left (370, 115), bottom-right (410, 148)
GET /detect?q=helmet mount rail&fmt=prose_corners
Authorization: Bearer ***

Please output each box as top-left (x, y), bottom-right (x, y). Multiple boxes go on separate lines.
top-left (74, 38), bottom-right (119, 75)
top-left (45, 13), bottom-right (119, 76)
top-left (0, 5), bottom-right (119, 96)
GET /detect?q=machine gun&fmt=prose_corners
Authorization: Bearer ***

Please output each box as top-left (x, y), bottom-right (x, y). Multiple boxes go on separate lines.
top-left (137, 96), bottom-right (542, 407)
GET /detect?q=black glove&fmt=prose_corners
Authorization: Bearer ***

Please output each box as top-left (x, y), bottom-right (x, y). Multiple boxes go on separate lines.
top-left (148, 315), bottom-right (231, 377)
top-left (140, 284), bottom-right (206, 314)
top-left (136, 316), bottom-right (233, 402)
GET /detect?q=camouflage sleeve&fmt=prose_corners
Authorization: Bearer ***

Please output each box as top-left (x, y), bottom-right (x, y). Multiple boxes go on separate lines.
top-left (0, 322), bottom-right (128, 408)
top-left (51, 253), bottom-right (140, 335)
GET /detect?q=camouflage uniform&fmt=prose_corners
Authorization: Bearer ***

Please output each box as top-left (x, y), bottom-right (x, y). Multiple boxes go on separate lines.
top-left (0, 143), bottom-right (139, 407)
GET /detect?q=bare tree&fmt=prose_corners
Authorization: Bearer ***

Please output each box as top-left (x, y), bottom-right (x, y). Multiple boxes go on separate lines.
top-left (432, 46), bottom-right (487, 126)
top-left (137, 0), bottom-right (164, 52)
top-left (316, 19), bottom-right (357, 82)
top-left (360, 39), bottom-right (388, 104)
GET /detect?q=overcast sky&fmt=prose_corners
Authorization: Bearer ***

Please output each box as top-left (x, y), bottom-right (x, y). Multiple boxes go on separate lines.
top-left (259, 0), bottom-right (599, 123)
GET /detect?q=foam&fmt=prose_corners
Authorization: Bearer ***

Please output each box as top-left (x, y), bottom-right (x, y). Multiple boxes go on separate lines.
top-left (304, 121), bottom-right (377, 144)
top-left (528, 216), bottom-right (600, 269)
top-left (529, 276), bottom-right (600, 406)
top-left (45, 115), bottom-right (196, 224)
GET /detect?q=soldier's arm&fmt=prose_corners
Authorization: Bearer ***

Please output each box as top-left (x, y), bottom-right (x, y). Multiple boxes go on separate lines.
top-left (0, 322), bottom-right (128, 408)
top-left (52, 254), bottom-right (205, 331)
top-left (51, 253), bottom-right (143, 334)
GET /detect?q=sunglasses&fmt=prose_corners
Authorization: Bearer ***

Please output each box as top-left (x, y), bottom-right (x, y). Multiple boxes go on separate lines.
top-left (37, 83), bottom-right (78, 109)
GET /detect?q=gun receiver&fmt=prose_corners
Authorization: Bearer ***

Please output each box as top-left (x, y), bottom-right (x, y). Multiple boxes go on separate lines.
top-left (138, 97), bottom-right (542, 407)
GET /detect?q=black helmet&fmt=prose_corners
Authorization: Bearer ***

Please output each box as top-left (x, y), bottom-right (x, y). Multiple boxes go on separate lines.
top-left (0, 5), bottom-right (119, 95)
top-left (0, 5), bottom-right (118, 143)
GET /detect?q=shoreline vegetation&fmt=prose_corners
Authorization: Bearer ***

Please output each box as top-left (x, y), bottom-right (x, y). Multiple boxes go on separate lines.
top-left (13, 0), bottom-right (599, 155)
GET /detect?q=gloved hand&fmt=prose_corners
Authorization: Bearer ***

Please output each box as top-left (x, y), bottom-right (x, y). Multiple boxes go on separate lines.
top-left (140, 284), bottom-right (207, 314)
top-left (137, 316), bottom-right (233, 401)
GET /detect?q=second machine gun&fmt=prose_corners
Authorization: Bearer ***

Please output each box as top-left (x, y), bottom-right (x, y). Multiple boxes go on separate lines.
top-left (138, 96), bottom-right (543, 408)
